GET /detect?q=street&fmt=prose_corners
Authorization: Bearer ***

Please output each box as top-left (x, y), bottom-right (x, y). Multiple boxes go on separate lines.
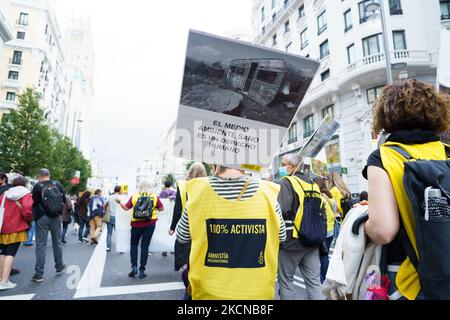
top-left (0, 224), bottom-right (311, 300)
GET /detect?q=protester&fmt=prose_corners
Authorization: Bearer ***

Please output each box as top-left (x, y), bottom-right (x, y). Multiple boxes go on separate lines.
top-left (0, 175), bottom-right (33, 290)
top-left (76, 191), bottom-right (91, 243)
top-left (31, 169), bottom-right (66, 282)
top-left (328, 172), bottom-right (351, 239)
top-left (0, 172), bottom-right (12, 196)
top-left (277, 154), bottom-right (326, 300)
top-left (61, 194), bottom-right (73, 244)
top-left (359, 191), bottom-right (368, 202)
top-left (314, 177), bottom-right (336, 284)
top-left (176, 165), bottom-right (286, 300)
top-left (2, 176), bottom-right (30, 275)
top-left (159, 180), bottom-right (177, 257)
top-left (363, 79), bottom-right (450, 300)
top-left (72, 195), bottom-right (80, 235)
top-left (104, 186), bottom-right (121, 252)
top-left (169, 162), bottom-right (207, 297)
top-left (117, 180), bottom-right (164, 279)
top-left (363, 80), bottom-right (450, 300)
top-left (88, 189), bottom-right (105, 245)
top-left (159, 180), bottom-right (177, 201)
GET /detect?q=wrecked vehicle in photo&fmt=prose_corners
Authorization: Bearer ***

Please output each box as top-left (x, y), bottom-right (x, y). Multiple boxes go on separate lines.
top-left (226, 58), bottom-right (309, 108)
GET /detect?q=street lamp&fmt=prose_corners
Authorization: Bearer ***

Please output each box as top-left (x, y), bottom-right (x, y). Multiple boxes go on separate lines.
top-left (365, 0), bottom-right (394, 84)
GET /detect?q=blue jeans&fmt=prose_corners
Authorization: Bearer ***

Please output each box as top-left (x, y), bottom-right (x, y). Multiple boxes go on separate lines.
top-left (130, 224), bottom-right (156, 272)
top-left (320, 236), bottom-right (334, 283)
top-left (24, 221), bottom-right (36, 245)
top-left (106, 216), bottom-right (115, 249)
top-left (78, 218), bottom-right (90, 241)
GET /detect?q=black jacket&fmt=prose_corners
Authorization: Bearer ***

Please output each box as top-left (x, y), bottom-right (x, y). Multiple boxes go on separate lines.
top-left (0, 184), bottom-right (12, 197)
top-left (32, 180), bottom-right (66, 220)
top-left (277, 172), bottom-right (326, 251)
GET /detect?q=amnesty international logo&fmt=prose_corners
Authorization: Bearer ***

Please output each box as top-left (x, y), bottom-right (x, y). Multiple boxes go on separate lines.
top-left (258, 251), bottom-right (264, 265)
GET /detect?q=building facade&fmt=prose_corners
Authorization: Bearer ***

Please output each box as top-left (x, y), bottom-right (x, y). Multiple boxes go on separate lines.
top-left (137, 121), bottom-right (187, 193)
top-left (252, 0), bottom-right (445, 193)
top-left (63, 15), bottom-right (95, 161)
top-left (136, 155), bottom-right (162, 190)
top-left (0, 0), bottom-right (68, 129)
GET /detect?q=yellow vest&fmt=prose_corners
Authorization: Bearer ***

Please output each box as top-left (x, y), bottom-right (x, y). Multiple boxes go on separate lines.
top-left (185, 177), bottom-right (281, 300)
top-left (330, 186), bottom-right (344, 217)
top-left (177, 181), bottom-right (187, 213)
top-left (283, 176), bottom-right (324, 239)
top-left (323, 195), bottom-right (335, 234)
top-left (380, 141), bottom-right (448, 300)
top-left (131, 192), bottom-right (158, 222)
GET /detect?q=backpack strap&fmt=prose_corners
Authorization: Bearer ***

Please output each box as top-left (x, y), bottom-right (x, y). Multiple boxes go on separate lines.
top-left (396, 226), bottom-right (419, 270)
top-left (387, 146), bottom-right (415, 160)
top-left (445, 145), bottom-right (450, 158)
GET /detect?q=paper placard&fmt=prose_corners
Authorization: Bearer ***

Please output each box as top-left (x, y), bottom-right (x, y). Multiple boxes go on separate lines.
top-left (174, 30), bottom-right (319, 170)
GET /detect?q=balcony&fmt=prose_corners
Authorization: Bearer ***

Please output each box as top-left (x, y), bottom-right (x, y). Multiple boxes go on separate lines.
top-left (442, 14), bottom-right (450, 20)
top-left (0, 100), bottom-right (17, 110)
top-left (3, 79), bottom-right (20, 89)
top-left (341, 50), bottom-right (435, 81)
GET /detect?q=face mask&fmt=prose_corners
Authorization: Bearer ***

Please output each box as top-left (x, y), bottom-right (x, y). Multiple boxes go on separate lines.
top-left (279, 167), bottom-right (289, 178)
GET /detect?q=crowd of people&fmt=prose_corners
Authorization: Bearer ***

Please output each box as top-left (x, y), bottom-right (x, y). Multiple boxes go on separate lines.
top-left (0, 79), bottom-right (449, 300)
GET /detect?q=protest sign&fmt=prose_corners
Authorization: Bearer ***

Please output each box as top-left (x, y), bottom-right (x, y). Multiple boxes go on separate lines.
top-left (149, 199), bottom-right (176, 253)
top-left (294, 115), bottom-right (340, 175)
top-left (115, 198), bottom-right (175, 253)
top-left (86, 177), bottom-right (102, 190)
top-left (115, 194), bottom-right (131, 253)
top-left (311, 159), bottom-right (329, 178)
top-left (438, 25), bottom-right (450, 93)
top-left (174, 30), bottom-right (319, 171)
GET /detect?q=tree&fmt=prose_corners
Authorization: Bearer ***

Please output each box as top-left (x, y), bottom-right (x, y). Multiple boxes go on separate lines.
top-left (47, 131), bottom-right (91, 195)
top-left (0, 88), bottom-right (92, 195)
top-left (0, 89), bottom-right (52, 176)
top-left (185, 161), bottom-right (212, 176)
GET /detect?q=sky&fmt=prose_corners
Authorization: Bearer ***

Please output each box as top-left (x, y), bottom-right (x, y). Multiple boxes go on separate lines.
top-left (56, 0), bottom-right (252, 190)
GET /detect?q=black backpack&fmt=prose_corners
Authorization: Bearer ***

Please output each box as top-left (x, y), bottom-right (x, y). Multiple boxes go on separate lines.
top-left (388, 145), bottom-right (450, 300)
top-left (41, 182), bottom-right (64, 218)
top-left (133, 193), bottom-right (155, 221)
top-left (291, 177), bottom-right (327, 247)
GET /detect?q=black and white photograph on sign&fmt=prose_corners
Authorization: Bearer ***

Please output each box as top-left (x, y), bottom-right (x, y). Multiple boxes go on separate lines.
top-left (175, 30), bottom-right (319, 169)
top-left (180, 30), bottom-right (318, 128)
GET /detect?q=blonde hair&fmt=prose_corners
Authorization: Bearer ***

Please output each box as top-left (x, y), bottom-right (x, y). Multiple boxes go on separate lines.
top-left (137, 179), bottom-right (155, 194)
top-left (329, 172), bottom-right (351, 199)
top-left (186, 162), bottom-right (207, 181)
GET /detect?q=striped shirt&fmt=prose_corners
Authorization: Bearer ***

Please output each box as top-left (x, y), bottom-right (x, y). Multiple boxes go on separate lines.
top-left (176, 176), bottom-right (287, 243)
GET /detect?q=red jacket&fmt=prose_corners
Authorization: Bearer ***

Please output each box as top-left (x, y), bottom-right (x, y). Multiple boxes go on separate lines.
top-left (0, 192), bottom-right (33, 234)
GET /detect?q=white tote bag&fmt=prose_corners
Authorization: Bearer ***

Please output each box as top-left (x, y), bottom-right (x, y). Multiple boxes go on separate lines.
top-left (0, 194), bottom-right (7, 233)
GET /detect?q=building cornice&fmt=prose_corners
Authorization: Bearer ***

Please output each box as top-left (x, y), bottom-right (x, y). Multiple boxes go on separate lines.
top-left (0, 12), bottom-right (13, 42)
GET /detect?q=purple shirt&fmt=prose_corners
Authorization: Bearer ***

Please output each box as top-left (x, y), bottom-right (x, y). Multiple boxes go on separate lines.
top-left (159, 188), bottom-right (177, 199)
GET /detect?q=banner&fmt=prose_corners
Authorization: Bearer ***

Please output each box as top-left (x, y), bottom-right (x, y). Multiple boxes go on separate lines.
top-left (71, 171), bottom-right (81, 185)
top-left (438, 25), bottom-right (450, 93)
top-left (86, 177), bottom-right (102, 190)
top-left (174, 30), bottom-right (319, 171)
top-left (115, 194), bottom-right (131, 253)
top-left (149, 199), bottom-right (176, 253)
top-left (115, 198), bottom-right (176, 253)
